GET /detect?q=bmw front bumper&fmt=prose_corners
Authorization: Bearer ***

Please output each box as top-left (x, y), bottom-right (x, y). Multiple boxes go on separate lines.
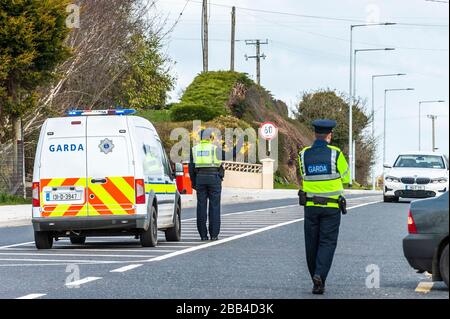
top-left (384, 181), bottom-right (447, 198)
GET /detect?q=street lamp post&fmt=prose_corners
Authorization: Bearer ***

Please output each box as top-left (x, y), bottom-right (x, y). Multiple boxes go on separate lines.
top-left (383, 88), bottom-right (415, 170)
top-left (427, 115), bottom-right (438, 152)
top-left (351, 48), bottom-right (395, 182)
top-left (371, 73), bottom-right (406, 190)
top-left (419, 100), bottom-right (445, 151)
top-left (348, 22), bottom-right (396, 186)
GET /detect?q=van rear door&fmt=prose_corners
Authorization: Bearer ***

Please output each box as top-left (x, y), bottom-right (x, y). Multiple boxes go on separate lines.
top-left (86, 116), bottom-right (135, 216)
top-left (39, 117), bottom-right (88, 217)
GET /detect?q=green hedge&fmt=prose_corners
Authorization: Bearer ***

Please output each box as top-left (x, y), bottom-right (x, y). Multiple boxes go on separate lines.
top-left (171, 103), bottom-right (224, 122)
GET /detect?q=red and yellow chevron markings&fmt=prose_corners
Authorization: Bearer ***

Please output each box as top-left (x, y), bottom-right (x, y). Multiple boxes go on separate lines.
top-left (40, 176), bottom-right (135, 217)
top-left (88, 177), bottom-right (135, 216)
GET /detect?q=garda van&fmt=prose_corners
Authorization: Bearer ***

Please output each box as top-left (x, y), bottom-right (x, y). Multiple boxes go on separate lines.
top-left (32, 109), bottom-right (181, 249)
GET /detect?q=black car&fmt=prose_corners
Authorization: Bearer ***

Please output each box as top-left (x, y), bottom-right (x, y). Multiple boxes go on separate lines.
top-left (403, 192), bottom-right (449, 287)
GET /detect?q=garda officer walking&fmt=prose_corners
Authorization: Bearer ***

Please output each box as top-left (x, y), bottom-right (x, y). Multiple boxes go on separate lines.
top-left (189, 129), bottom-right (225, 241)
top-left (298, 119), bottom-right (350, 294)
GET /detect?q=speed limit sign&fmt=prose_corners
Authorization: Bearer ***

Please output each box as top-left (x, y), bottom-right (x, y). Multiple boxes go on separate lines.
top-left (259, 122), bottom-right (278, 140)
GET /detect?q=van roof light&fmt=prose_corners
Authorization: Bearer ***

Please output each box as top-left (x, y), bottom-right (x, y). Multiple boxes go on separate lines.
top-left (66, 109), bottom-right (136, 117)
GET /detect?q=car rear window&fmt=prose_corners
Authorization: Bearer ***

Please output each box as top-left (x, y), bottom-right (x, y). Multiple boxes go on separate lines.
top-left (394, 155), bottom-right (445, 169)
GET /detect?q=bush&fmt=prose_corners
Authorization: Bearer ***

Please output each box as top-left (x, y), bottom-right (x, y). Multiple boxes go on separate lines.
top-left (171, 103), bottom-right (224, 122)
top-left (0, 193), bottom-right (31, 206)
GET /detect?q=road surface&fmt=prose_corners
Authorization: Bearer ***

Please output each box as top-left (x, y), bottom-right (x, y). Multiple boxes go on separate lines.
top-left (0, 194), bottom-right (447, 299)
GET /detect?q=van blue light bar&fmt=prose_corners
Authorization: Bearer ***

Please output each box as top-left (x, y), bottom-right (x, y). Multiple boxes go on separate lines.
top-left (67, 109), bottom-right (136, 116)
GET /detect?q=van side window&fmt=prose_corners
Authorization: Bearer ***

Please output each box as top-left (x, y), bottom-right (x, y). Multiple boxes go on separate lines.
top-left (157, 140), bottom-right (172, 178)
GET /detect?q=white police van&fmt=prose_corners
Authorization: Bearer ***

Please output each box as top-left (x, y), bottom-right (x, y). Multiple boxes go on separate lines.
top-left (32, 109), bottom-right (181, 249)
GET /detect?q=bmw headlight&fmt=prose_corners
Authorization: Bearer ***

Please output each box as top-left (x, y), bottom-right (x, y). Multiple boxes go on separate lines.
top-left (385, 176), bottom-right (401, 183)
top-left (432, 177), bottom-right (448, 184)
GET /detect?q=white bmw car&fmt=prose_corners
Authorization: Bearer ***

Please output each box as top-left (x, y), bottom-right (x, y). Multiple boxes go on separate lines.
top-left (383, 152), bottom-right (449, 202)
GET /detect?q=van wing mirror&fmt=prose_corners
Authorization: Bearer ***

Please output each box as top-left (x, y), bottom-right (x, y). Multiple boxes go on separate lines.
top-left (383, 163), bottom-right (392, 169)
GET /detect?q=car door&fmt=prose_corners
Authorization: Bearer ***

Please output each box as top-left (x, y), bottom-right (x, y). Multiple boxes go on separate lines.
top-left (86, 116), bottom-right (135, 216)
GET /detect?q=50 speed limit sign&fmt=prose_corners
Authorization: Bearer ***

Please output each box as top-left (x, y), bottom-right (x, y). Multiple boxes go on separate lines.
top-left (259, 122), bottom-right (278, 140)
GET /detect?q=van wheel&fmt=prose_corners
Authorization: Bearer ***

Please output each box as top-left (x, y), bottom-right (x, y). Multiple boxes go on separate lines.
top-left (165, 204), bottom-right (181, 242)
top-left (440, 244), bottom-right (449, 288)
top-left (141, 205), bottom-right (158, 247)
top-left (70, 237), bottom-right (86, 245)
top-left (35, 231), bottom-right (53, 249)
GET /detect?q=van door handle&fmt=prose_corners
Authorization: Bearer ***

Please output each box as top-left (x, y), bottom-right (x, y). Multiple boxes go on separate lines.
top-left (91, 178), bottom-right (107, 184)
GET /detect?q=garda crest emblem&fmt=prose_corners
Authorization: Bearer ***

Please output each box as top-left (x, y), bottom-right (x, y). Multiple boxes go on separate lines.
top-left (99, 138), bottom-right (114, 154)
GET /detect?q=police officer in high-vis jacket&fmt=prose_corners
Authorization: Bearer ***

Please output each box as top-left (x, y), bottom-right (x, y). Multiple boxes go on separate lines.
top-left (298, 119), bottom-right (350, 295)
top-left (189, 129), bottom-right (225, 241)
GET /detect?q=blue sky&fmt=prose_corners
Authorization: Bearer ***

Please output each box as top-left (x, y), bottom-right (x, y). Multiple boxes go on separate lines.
top-left (156, 0), bottom-right (449, 174)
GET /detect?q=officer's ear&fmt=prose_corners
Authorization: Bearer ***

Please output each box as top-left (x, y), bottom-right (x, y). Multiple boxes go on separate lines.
top-left (327, 133), bottom-right (333, 142)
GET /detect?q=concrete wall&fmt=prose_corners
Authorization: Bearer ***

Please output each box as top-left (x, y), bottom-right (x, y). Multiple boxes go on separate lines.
top-left (222, 160), bottom-right (274, 190)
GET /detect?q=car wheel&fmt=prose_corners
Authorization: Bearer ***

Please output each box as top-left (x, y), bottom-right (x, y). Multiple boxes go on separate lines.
top-left (383, 195), bottom-right (392, 203)
top-left (165, 204), bottom-right (181, 242)
top-left (440, 244), bottom-right (449, 288)
top-left (35, 231), bottom-right (53, 249)
top-left (70, 237), bottom-right (86, 245)
top-left (141, 205), bottom-right (158, 247)
top-left (392, 196), bottom-right (400, 203)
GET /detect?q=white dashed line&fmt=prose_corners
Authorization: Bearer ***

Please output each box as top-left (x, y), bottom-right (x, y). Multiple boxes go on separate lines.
top-left (110, 264), bottom-right (143, 273)
top-left (16, 293), bottom-right (46, 299)
top-left (65, 277), bottom-right (102, 287)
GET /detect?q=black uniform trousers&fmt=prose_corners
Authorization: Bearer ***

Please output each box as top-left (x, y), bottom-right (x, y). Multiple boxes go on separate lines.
top-left (195, 173), bottom-right (222, 238)
top-left (304, 206), bottom-right (341, 282)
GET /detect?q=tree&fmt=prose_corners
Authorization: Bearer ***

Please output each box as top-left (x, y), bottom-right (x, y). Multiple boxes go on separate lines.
top-left (117, 34), bottom-right (174, 110)
top-left (295, 89), bottom-right (375, 185)
top-left (0, 0), bottom-right (71, 176)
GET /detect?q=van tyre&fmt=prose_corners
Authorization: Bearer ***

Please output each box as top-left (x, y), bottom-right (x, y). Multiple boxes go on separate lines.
top-left (141, 205), bottom-right (158, 247)
top-left (70, 237), bottom-right (86, 245)
top-left (440, 244), bottom-right (449, 288)
top-left (165, 204), bottom-right (181, 242)
top-left (35, 231), bottom-right (53, 249)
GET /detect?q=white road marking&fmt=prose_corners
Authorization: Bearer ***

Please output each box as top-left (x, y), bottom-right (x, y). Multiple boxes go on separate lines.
top-left (181, 230), bottom-right (249, 234)
top-left (347, 200), bottom-right (382, 210)
top-left (65, 277), bottom-right (102, 287)
top-left (415, 281), bottom-right (434, 293)
top-left (2, 248), bottom-right (178, 253)
top-left (0, 258), bottom-right (143, 264)
top-left (16, 293), bottom-right (46, 299)
top-left (0, 252), bottom-right (155, 258)
top-left (0, 241), bottom-right (35, 250)
top-left (110, 264), bottom-right (143, 273)
top-left (147, 218), bottom-right (305, 262)
top-left (146, 199), bottom-right (381, 263)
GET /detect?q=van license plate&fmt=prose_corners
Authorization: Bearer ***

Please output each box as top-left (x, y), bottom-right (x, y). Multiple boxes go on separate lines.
top-left (46, 192), bottom-right (82, 202)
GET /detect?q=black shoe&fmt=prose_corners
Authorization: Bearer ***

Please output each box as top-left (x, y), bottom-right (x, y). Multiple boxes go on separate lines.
top-left (201, 236), bottom-right (209, 241)
top-left (210, 236), bottom-right (219, 241)
top-left (312, 275), bottom-right (325, 295)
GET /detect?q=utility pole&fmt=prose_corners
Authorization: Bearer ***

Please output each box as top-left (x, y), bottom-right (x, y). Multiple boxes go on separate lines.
top-left (202, 0), bottom-right (208, 72)
top-left (427, 115), bottom-right (438, 152)
top-left (245, 39), bottom-right (268, 85)
top-left (230, 6), bottom-right (236, 71)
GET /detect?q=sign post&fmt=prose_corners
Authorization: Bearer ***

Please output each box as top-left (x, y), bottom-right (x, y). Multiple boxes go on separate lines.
top-left (259, 122), bottom-right (278, 157)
